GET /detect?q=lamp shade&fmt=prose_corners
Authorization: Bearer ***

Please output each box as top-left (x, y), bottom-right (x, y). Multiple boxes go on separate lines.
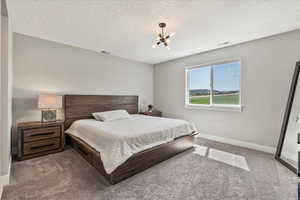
top-left (38, 95), bottom-right (62, 109)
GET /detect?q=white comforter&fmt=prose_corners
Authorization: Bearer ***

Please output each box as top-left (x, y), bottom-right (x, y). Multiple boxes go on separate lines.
top-left (66, 114), bottom-right (196, 173)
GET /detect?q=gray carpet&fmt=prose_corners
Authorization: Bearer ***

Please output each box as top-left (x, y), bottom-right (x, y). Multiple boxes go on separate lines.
top-left (2, 138), bottom-right (299, 200)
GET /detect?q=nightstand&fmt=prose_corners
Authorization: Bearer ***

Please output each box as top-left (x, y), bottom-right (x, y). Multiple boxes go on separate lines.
top-left (17, 121), bottom-right (65, 160)
top-left (139, 110), bottom-right (162, 117)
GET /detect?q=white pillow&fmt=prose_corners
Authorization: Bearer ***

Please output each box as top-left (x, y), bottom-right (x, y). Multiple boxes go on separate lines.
top-left (92, 110), bottom-right (131, 122)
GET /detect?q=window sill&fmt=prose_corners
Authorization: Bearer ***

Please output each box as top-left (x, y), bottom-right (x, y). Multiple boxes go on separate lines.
top-left (185, 104), bottom-right (243, 112)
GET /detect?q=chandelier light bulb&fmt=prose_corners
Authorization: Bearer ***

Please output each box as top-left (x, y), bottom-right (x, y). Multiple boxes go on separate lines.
top-left (169, 32), bottom-right (175, 37)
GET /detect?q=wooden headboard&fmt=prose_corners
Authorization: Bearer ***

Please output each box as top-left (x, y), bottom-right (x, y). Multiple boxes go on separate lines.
top-left (64, 95), bottom-right (138, 129)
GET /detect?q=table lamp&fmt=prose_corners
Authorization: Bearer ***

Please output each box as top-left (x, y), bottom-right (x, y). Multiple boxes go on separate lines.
top-left (38, 94), bottom-right (62, 122)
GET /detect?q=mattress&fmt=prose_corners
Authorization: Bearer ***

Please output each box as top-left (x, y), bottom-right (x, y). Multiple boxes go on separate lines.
top-left (66, 114), bottom-right (196, 173)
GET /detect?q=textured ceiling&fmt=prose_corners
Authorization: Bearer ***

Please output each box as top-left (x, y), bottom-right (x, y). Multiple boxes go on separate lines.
top-left (7, 0), bottom-right (300, 64)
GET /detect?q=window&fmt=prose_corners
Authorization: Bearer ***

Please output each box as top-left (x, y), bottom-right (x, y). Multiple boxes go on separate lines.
top-left (186, 60), bottom-right (241, 111)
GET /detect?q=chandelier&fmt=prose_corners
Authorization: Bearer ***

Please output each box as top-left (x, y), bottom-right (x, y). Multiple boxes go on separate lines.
top-left (152, 23), bottom-right (175, 49)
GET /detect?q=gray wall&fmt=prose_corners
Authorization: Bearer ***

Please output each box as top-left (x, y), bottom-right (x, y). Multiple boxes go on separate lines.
top-left (1, 14), bottom-right (13, 176)
top-left (154, 30), bottom-right (300, 148)
top-left (13, 33), bottom-right (154, 150)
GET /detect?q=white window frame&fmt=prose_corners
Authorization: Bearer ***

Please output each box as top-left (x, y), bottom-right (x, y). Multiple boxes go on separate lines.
top-left (185, 59), bottom-right (243, 112)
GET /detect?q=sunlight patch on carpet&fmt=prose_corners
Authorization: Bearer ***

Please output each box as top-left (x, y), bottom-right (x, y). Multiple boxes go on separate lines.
top-left (208, 148), bottom-right (250, 171)
top-left (193, 144), bottom-right (208, 156)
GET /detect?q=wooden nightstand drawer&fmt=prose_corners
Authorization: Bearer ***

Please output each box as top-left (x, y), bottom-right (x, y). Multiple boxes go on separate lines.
top-left (23, 126), bottom-right (61, 142)
top-left (23, 138), bottom-right (61, 156)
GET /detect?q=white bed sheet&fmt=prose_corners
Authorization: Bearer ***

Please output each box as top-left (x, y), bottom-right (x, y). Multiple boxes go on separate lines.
top-left (66, 114), bottom-right (196, 173)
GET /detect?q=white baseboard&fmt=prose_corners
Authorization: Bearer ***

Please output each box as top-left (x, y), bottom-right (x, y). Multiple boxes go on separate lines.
top-left (0, 156), bottom-right (12, 199)
top-left (198, 133), bottom-right (276, 154)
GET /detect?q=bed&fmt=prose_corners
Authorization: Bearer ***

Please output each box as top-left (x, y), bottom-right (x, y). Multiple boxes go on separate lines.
top-left (64, 95), bottom-right (197, 184)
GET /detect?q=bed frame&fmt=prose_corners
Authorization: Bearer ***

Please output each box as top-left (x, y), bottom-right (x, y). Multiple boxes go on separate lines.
top-left (64, 95), bottom-right (196, 184)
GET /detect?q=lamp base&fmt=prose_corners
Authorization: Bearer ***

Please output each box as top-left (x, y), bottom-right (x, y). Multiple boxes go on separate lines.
top-left (41, 110), bottom-right (57, 123)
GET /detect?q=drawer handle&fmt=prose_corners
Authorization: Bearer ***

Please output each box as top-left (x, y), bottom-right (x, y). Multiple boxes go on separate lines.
top-left (31, 143), bottom-right (55, 150)
top-left (30, 132), bottom-right (55, 137)
top-left (77, 146), bottom-right (89, 156)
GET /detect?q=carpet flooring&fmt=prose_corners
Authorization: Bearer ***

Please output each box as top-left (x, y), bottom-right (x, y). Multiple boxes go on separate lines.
top-left (2, 138), bottom-right (299, 200)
